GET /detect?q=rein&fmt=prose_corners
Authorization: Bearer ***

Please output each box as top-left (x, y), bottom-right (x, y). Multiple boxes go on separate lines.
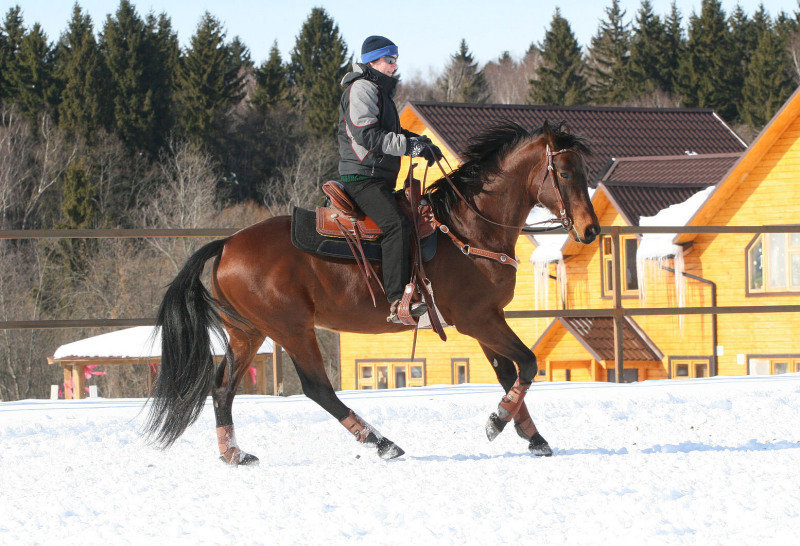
top-left (420, 143), bottom-right (580, 268)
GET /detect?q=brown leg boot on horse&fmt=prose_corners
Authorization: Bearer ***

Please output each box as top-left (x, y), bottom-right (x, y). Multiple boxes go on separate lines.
top-left (479, 342), bottom-right (553, 457)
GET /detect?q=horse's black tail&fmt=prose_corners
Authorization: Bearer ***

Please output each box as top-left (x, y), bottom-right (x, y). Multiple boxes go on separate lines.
top-left (144, 239), bottom-right (230, 448)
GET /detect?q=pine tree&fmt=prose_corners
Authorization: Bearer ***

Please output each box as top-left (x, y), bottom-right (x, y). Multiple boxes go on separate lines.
top-left (530, 9), bottom-right (589, 106)
top-left (55, 4), bottom-right (111, 141)
top-left (662, 1), bottom-right (685, 94)
top-left (5, 23), bottom-right (56, 118)
top-left (436, 39), bottom-right (489, 103)
top-left (289, 7), bottom-right (349, 137)
top-left (227, 36), bottom-right (253, 74)
top-left (100, 1), bottom-right (177, 155)
top-left (252, 41), bottom-right (289, 112)
top-left (628, 0), bottom-right (670, 97)
top-left (0, 6), bottom-right (25, 101)
top-left (586, 0), bottom-right (631, 105)
top-left (741, 26), bottom-right (794, 128)
top-left (61, 159), bottom-right (99, 229)
top-left (175, 12), bottom-right (245, 150)
top-left (729, 4), bottom-right (772, 120)
top-left (675, 0), bottom-right (738, 121)
top-left (144, 12), bottom-right (179, 150)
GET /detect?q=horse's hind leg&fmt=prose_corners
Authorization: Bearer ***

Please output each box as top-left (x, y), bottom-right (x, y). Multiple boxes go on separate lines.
top-left (280, 327), bottom-right (405, 460)
top-left (479, 343), bottom-right (551, 457)
top-left (212, 327), bottom-right (263, 465)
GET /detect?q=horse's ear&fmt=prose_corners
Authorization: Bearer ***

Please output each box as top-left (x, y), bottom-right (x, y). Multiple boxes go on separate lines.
top-left (541, 119), bottom-right (554, 145)
top-left (561, 121), bottom-right (571, 134)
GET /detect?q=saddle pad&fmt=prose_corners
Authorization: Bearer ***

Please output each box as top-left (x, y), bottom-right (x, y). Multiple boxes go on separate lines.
top-left (291, 206), bottom-right (437, 263)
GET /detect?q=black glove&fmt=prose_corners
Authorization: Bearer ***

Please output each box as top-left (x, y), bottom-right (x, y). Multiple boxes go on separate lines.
top-left (406, 136), bottom-right (443, 165)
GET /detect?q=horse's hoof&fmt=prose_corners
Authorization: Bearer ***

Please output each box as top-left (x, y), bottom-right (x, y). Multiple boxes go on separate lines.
top-left (486, 412), bottom-right (507, 441)
top-left (219, 452), bottom-right (260, 466)
top-left (376, 437), bottom-right (405, 460)
top-left (238, 453), bottom-right (261, 465)
top-left (528, 433), bottom-right (552, 457)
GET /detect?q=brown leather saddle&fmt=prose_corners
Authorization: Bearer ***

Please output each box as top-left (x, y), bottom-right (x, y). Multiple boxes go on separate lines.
top-left (314, 178), bottom-right (445, 341)
top-left (316, 181), bottom-right (435, 240)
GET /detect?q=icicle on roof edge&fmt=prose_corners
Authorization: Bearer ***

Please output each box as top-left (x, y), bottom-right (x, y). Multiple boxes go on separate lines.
top-left (638, 186), bottom-right (715, 260)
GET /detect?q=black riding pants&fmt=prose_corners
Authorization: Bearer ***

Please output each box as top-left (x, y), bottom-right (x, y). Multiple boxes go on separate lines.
top-left (341, 177), bottom-right (411, 302)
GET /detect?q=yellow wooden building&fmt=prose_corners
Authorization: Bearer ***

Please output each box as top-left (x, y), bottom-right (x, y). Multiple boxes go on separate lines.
top-left (338, 101), bottom-right (749, 390)
top-left (532, 88), bottom-right (800, 381)
top-left (530, 157), bottom-right (733, 382)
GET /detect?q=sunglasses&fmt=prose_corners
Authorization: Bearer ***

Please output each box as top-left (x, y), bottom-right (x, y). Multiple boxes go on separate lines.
top-left (382, 56), bottom-right (398, 65)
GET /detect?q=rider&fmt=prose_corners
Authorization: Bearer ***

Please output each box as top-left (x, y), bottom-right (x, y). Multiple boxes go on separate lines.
top-left (338, 35), bottom-right (443, 322)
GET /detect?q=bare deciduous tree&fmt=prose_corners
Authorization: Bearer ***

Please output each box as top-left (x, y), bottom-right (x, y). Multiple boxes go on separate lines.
top-left (0, 107), bottom-right (36, 229)
top-left (140, 140), bottom-right (222, 271)
top-left (0, 242), bottom-right (65, 401)
top-left (483, 50), bottom-right (541, 104)
top-left (265, 137), bottom-right (336, 216)
top-left (786, 31), bottom-right (800, 83)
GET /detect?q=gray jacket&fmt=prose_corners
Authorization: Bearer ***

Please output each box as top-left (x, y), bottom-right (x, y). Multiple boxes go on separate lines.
top-left (337, 63), bottom-right (416, 181)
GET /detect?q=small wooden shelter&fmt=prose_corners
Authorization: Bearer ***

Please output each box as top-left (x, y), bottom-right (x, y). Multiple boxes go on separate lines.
top-left (48, 326), bottom-right (280, 399)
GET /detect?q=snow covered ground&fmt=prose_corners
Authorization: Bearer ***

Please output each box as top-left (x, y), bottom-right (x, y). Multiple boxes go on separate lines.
top-left (2, 375), bottom-right (799, 544)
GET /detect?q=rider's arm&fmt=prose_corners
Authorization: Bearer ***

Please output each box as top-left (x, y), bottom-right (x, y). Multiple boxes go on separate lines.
top-left (344, 80), bottom-right (407, 157)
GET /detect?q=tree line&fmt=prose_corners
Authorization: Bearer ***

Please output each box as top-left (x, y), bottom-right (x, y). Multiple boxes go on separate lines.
top-left (428, 0), bottom-right (799, 134)
top-left (2, 0), bottom-right (798, 225)
top-left (1, 0), bottom-right (798, 400)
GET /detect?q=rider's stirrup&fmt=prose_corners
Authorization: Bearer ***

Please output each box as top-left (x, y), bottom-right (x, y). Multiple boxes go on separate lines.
top-left (387, 300), bottom-right (428, 323)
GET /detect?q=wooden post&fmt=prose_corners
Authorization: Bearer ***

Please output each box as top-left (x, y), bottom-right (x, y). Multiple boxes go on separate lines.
top-left (72, 363), bottom-right (86, 400)
top-left (273, 344), bottom-right (283, 396)
top-left (611, 227), bottom-right (624, 383)
top-left (63, 366), bottom-right (72, 399)
top-left (243, 369), bottom-right (253, 394)
top-left (545, 359), bottom-right (552, 382)
top-left (256, 354), bottom-right (267, 395)
top-left (147, 361), bottom-right (157, 394)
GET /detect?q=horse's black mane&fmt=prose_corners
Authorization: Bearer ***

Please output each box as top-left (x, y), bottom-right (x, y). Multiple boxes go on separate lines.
top-left (425, 120), bottom-right (589, 226)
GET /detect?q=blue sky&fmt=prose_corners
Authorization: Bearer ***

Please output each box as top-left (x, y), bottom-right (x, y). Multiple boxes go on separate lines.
top-left (4, 1), bottom-right (799, 76)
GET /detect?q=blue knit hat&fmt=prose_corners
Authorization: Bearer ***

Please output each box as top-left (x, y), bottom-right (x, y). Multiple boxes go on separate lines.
top-left (361, 35), bottom-right (398, 63)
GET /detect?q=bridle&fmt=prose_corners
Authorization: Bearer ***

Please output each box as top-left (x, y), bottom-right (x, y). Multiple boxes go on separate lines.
top-left (536, 144), bottom-right (575, 233)
top-left (424, 143), bottom-right (579, 234)
top-left (417, 142), bottom-right (583, 270)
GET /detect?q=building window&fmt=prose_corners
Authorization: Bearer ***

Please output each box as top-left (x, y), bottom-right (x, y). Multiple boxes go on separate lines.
top-left (747, 232), bottom-right (800, 293)
top-left (601, 235), bottom-right (639, 297)
top-left (748, 357), bottom-right (800, 375)
top-left (357, 361), bottom-right (424, 389)
top-left (671, 359), bottom-right (709, 379)
top-left (451, 358), bottom-right (469, 384)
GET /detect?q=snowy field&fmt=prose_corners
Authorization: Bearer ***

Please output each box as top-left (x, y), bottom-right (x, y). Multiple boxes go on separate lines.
top-left (2, 375), bottom-right (799, 545)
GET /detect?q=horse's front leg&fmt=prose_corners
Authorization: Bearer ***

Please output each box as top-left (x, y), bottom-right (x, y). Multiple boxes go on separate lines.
top-left (459, 315), bottom-right (552, 456)
top-left (478, 344), bottom-right (550, 455)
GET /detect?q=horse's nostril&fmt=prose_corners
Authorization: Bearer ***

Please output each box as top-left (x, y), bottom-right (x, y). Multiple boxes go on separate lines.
top-left (584, 224), bottom-right (600, 241)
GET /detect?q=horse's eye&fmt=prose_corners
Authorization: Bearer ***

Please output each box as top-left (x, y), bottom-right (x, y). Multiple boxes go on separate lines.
top-left (559, 172), bottom-right (571, 180)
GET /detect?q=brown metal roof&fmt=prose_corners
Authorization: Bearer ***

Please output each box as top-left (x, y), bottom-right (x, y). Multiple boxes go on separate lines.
top-left (599, 153), bottom-right (742, 224)
top-left (408, 102), bottom-right (747, 185)
top-left (559, 316), bottom-right (663, 362)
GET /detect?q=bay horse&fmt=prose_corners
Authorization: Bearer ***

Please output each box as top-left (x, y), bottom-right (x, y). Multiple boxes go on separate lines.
top-left (145, 120), bottom-right (600, 464)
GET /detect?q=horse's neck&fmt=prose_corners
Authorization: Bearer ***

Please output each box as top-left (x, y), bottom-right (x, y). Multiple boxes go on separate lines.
top-left (451, 175), bottom-right (530, 251)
